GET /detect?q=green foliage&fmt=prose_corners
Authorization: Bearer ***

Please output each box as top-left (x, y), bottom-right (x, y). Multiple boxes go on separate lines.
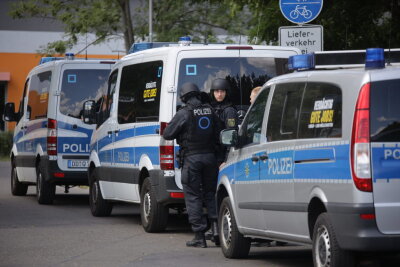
top-left (226, 0), bottom-right (400, 50)
top-left (9, 0), bottom-right (127, 54)
top-left (133, 0), bottom-right (248, 43)
top-left (0, 131), bottom-right (13, 157)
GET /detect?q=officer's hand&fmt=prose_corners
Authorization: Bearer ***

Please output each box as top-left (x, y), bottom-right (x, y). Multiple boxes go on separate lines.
top-left (219, 162), bottom-right (226, 170)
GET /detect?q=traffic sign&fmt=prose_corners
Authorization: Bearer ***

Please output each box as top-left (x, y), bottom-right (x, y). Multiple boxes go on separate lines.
top-left (280, 0), bottom-right (323, 24)
top-left (279, 25), bottom-right (323, 54)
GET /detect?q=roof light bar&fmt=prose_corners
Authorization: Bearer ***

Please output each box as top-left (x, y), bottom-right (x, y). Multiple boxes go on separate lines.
top-left (288, 54), bottom-right (315, 71)
top-left (365, 48), bottom-right (385, 69)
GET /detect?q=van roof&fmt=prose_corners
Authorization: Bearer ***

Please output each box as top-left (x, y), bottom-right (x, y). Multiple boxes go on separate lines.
top-left (120, 44), bottom-right (301, 61)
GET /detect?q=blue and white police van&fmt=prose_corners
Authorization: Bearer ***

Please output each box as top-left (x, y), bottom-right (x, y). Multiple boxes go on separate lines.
top-left (4, 54), bottom-right (114, 204)
top-left (82, 37), bottom-right (301, 232)
top-left (217, 48), bottom-right (400, 266)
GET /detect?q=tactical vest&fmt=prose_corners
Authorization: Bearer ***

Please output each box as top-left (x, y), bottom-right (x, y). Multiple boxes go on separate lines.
top-left (181, 103), bottom-right (215, 156)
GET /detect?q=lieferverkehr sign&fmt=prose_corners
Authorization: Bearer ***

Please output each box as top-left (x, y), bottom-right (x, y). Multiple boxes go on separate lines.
top-left (279, 25), bottom-right (323, 54)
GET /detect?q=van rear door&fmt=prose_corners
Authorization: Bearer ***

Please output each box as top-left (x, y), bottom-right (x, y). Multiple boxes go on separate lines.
top-left (57, 63), bottom-right (112, 171)
top-left (370, 76), bottom-right (400, 234)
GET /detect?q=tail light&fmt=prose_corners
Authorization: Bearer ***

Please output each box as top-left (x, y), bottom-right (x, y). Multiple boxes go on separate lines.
top-left (47, 118), bottom-right (57, 156)
top-left (351, 83), bottom-right (372, 192)
top-left (159, 122), bottom-right (174, 170)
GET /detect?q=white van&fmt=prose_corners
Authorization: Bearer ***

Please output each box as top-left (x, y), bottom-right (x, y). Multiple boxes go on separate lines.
top-left (4, 54), bottom-right (114, 204)
top-left (82, 38), bottom-right (300, 232)
top-left (217, 49), bottom-right (400, 266)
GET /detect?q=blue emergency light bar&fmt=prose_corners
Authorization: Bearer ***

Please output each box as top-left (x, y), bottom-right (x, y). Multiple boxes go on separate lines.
top-left (128, 36), bottom-right (193, 54)
top-left (39, 57), bottom-right (63, 65)
top-left (365, 48), bottom-right (385, 69)
top-left (288, 54), bottom-right (315, 71)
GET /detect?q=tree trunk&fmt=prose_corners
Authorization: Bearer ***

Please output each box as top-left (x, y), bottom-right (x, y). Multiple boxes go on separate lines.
top-left (117, 0), bottom-right (135, 53)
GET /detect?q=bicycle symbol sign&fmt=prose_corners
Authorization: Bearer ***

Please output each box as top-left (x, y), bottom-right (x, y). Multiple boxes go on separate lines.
top-left (280, 0), bottom-right (323, 24)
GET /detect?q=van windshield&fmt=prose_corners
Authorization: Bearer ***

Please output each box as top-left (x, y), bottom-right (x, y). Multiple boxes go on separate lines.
top-left (370, 79), bottom-right (400, 142)
top-left (176, 57), bottom-right (288, 109)
top-left (60, 69), bottom-right (109, 119)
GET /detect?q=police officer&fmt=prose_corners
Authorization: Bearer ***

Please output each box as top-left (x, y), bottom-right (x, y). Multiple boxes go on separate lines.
top-left (163, 82), bottom-right (219, 248)
top-left (209, 78), bottom-right (238, 166)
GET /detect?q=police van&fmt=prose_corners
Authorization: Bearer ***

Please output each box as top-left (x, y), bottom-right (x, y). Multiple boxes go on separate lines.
top-left (217, 48), bottom-right (400, 266)
top-left (82, 37), bottom-right (300, 232)
top-left (4, 54), bottom-right (114, 204)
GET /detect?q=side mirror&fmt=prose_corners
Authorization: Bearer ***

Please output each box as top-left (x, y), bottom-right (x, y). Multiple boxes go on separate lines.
top-left (82, 100), bottom-right (96, 124)
top-left (3, 102), bottom-right (18, 122)
top-left (220, 129), bottom-right (238, 147)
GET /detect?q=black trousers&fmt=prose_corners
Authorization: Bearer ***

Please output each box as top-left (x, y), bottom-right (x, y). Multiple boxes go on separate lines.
top-left (181, 152), bottom-right (218, 233)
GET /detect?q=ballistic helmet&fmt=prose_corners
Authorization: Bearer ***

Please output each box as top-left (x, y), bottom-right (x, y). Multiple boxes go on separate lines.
top-left (210, 78), bottom-right (231, 93)
top-left (180, 82), bottom-right (200, 102)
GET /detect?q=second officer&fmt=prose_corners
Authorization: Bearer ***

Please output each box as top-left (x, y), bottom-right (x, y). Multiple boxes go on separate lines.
top-left (163, 82), bottom-right (220, 248)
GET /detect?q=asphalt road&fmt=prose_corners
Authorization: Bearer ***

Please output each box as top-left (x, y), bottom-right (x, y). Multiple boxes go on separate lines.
top-left (0, 161), bottom-right (398, 267)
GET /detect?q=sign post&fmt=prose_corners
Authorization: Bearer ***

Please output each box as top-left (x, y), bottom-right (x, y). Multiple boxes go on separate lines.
top-left (279, 0), bottom-right (324, 53)
top-left (279, 25), bottom-right (323, 54)
top-left (280, 0), bottom-right (323, 25)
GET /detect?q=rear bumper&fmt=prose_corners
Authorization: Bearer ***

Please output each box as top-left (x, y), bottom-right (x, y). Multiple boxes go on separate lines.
top-left (42, 156), bottom-right (88, 185)
top-left (327, 203), bottom-right (400, 251)
top-left (148, 169), bottom-right (185, 206)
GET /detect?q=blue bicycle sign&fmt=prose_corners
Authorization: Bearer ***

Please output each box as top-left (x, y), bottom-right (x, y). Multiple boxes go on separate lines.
top-left (280, 0), bottom-right (323, 24)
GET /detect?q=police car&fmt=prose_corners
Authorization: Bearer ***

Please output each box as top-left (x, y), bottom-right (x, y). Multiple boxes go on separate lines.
top-left (4, 54), bottom-right (114, 204)
top-left (81, 37), bottom-right (301, 232)
top-left (217, 48), bottom-right (400, 266)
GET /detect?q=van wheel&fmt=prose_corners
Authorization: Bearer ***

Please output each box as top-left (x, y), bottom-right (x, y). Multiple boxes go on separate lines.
top-left (140, 177), bottom-right (168, 233)
top-left (219, 197), bottom-right (251, 258)
top-left (312, 213), bottom-right (355, 267)
top-left (11, 163), bottom-right (28, 196)
top-left (89, 172), bottom-right (112, 217)
top-left (36, 165), bottom-right (55, 205)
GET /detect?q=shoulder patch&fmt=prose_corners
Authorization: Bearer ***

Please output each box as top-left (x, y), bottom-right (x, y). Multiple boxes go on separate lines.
top-left (227, 118), bottom-right (236, 127)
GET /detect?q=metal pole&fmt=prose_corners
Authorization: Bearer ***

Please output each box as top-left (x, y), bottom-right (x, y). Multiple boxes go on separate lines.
top-left (149, 0), bottom-right (153, 42)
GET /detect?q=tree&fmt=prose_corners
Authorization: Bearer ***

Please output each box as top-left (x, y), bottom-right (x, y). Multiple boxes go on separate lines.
top-left (10, 0), bottom-right (248, 55)
top-left (132, 0), bottom-right (248, 43)
top-left (9, 0), bottom-right (134, 54)
top-left (225, 0), bottom-right (400, 50)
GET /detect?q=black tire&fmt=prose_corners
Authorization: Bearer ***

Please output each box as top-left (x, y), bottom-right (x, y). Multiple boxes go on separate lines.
top-left (140, 177), bottom-right (168, 233)
top-left (11, 163), bottom-right (28, 196)
top-left (219, 197), bottom-right (251, 258)
top-left (312, 213), bottom-right (356, 267)
top-left (89, 171), bottom-right (112, 217)
top-left (36, 164), bottom-right (55, 205)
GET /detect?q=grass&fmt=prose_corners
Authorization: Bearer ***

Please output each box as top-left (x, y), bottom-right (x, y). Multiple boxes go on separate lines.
top-left (0, 156), bottom-right (10, 162)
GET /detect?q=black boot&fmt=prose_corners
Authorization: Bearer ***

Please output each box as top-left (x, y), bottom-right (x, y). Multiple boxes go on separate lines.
top-left (210, 220), bottom-right (220, 246)
top-left (186, 232), bottom-right (207, 248)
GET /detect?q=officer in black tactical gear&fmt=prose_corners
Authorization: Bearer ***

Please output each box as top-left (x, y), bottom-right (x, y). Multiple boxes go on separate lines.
top-left (210, 78), bottom-right (238, 166)
top-left (163, 82), bottom-right (219, 248)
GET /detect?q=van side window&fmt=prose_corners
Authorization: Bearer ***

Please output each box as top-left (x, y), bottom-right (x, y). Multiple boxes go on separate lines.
top-left (239, 88), bottom-right (269, 146)
top-left (17, 79), bottom-right (29, 122)
top-left (97, 70), bottom-right (118, 126)
top-left (27, 71), bottom-right (51, 120)
top-left (370, 79), bottom-right (400, 142)
top-left (298, 83), bottom-right (342, 138)
top-left (267, 83), bottom-right (304, 141)
top-left (118, 61), bottom-right (163, 124)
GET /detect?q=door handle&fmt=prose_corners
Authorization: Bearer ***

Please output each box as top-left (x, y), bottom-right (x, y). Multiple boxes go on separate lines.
top-left (259, 153), bottom-right (269, 161)
top-left (107, 131), bottom-right (112, 135)
top-left (251, 155), bottom-right (259, 162)
top-left (114, 129), bottom-right (120, 134)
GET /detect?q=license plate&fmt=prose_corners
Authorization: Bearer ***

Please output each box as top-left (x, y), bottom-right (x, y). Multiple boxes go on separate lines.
top-left (68, 160), bottom-right (88, 168)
